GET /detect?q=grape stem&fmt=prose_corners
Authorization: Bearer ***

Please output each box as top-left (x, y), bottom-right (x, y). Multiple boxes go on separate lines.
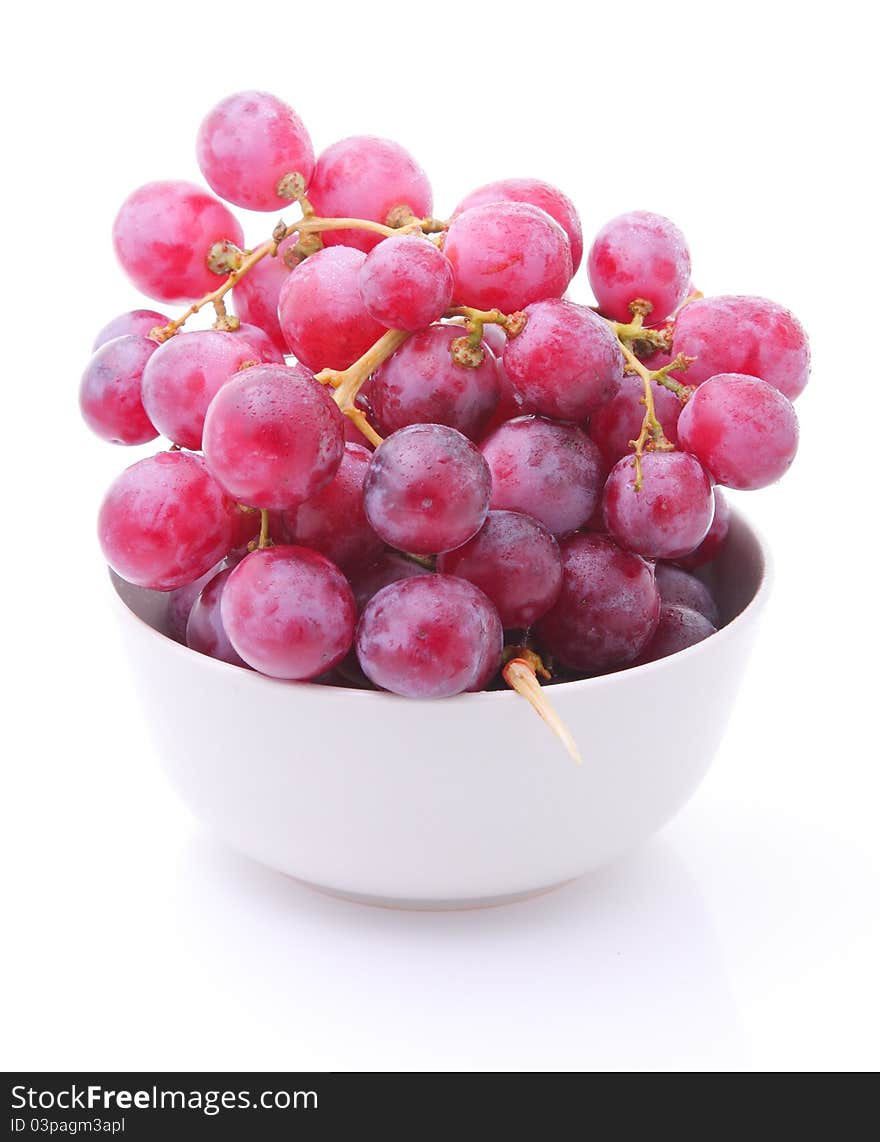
top-left (257, 508), bottom-right (272, 549)
top-left (443, 306), bottom-right (528, 368)
top-left (315, 328), bottom-right (411, 448)
top-left (502, 648), bottom-right (582, 765)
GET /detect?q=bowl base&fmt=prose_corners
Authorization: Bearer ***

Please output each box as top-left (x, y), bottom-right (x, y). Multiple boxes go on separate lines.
top-left (299, 876), bottom-right (578, 911)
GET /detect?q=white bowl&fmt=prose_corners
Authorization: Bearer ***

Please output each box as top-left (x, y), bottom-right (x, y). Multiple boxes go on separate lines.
top-left (110, 509), bottom-right (770, 909)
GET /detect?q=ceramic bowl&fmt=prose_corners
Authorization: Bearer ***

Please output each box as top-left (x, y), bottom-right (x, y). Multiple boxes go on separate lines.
top-left (110, 508), bottom-right (769, 909)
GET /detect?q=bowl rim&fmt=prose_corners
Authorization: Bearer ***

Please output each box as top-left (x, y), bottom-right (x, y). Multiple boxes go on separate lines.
top-left (108, 505), bottom-right (773, 707)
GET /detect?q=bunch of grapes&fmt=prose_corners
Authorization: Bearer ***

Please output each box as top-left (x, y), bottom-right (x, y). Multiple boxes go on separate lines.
top-left (81, 89), bottom-right (808, 762)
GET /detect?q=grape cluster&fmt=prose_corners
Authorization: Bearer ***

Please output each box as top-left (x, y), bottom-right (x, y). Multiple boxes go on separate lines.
top-left (81, 89), bottom-right (808, 760)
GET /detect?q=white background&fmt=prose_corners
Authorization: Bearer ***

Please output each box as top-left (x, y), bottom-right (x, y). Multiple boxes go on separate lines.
top-left (2, 0), bottom-right (878, 1072)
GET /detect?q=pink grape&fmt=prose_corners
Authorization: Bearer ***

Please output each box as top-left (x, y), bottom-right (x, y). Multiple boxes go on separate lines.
top-left (233, 236), bottom-right (298, 354)
top-left (535, 532), bottom-right (660, 672)
top-left (369, 324), bottom-right (500, 440)
top-left (93, 310), bottom-right (167, 351)
top-left (347, 552), bottom-right (431, 613)
top-left (165, 559), bottom-right (226, 644)
top-left (356, 574), bottom-right (502, 698)
top-left (277, 246), bottom-right (386, 370)
top-left (186, 567), bottom-right (248, 667)
top-left (358, 235), bottom-right (454, 330)
top-left (281, 443), bottom-right (384, 571)
top-left (363, 424), bottom-right (491, 555)
top-left (437, 510), bottom-right (562, 629)
top-left (676, 373), bottom-right (799, 490)
top-left (79, 335), bottom-right (159, 445)
top-left (467, 597), bottom-right (505, 691)
top-left (98, 451), bottom-right (236, 591)
top-left (230, 321), bottom-right (284, 364)
top-left (671, 295), bottom-right (810, 400)
top-left (603, 451), bottom-right (714, 559)
top-left (454, 177), bottom-right (584, 271)
top-left (502, 299), bottom-right (624, 421)
top-left (203, 363), bottom-right (344, 510)
top-left (112, 180), bottom-right (245, 304)
top-left (221, 546), bottom-right (356, 679)
top-left (633, 605), bottom-right (716, 665)
top-left (141, 330), bottom-right (262, 450)
top-left (480, 416), bottom-right (605, 536)
top-left (674, 488), bottom-right (730, 570)
top-left (588, 371), bottom-right (683, 467)
top-left (196, 90), bottom-right (315, 212)
top-left (443, 202), bottom-right (573, 312)
top-left (654, 563), bottom-right (720, 625)
top-left (307, 136), bottom-right (433, 252)
top-left (587, 211), bottom-right (691, 325)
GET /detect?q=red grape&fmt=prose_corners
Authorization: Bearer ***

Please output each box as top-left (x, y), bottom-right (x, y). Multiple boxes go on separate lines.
top-left (369, 324), bottom-right (500, 440)
top-left (165, 559), bottom-right (227, 644)
top-left (141, 329), bottom-right (262, 450)
top-left (535, 532), bottom-right (660, 672)
top-left (186, 567), bottom-right (248, 667)
top-left (587, 211), bottom-right (691, 325)
top-left (443, 202), bottom-right (573, 313)
top-left (437, 510), bottom-right (562, 629)
top-left (203, 363), bottom-right (345, 509)
top-left (277, 246), bottom-right (386, 370)
top-left (93, 310), bottom-right (167, 351)
top-left (98, 451), bottom-right (236, 591)
top-left (112, 180), bottom-right (245, 303)
top-left (308, 136), bottom-right (433, 253)
top-left (79, 335), bottom-right (159, 445)
top-left (633, 605), bottom-right (716, 665)
top-left (281, 443), bottom-right (384, 571)
top-left (654, 563), bottom-right (720, 625)
top-left (454, 177), bottom-right (584, 271)
top-left (480, 416), bottom-right (605, 536)
top-left (233, 235), bottom-right (298, 354)
top-left (196, 90), bottom-right (315, 212)
top-left (229, 321), bottom-right (285, 364)
top-left (502, 299), bottom-right (624, 421)
top-left (221, 546), bottom-right (356, 680)
top-left (358, 235), bottom-right (454, 330)
top-left (671, 295), bottom-right (810, 400)
top-left (363, 424), bottom-right (491, 555)
top-left (356, 574), bottom-right (502, 698)
top-left (676, 373), bottom-right (799, 490)
top-left (588, 371), bottom-right (683, 467)
top-left (347, 552), bottom-right (431, 613)
top-left (603, 451), bottom-right (714, 559)
top-left (674, 487), bottom-right (730, 570)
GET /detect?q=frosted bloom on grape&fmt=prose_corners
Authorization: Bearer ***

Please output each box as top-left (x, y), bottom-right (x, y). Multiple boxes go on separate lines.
top-left (671, 295), bottom-right (810, 399)
top-left (589, 372), bottom-right (683, 467)
top-left (98, 451), bottom-right (236, 591)
top-left (112, 180), bottom-right (245, 304)
top-left (93, 310), bottom-right (167, 351)
top-left (186, 567), bottom-right (248, 668)
top-left (141, 330), bottom-right (263, 450)
top-left (308, 136), bottom-right (433, 253)
top-left (444, 202), bottom-right (573, 313)
top-left (203, 363), bottom-right (345, 509)
top-left (603, 451), bottom-right (715, 559)
top-left (370, 324), bottom-right (500, 441)
top-left (358, 235), bottom-right (454, 331)
top-left (454, 177), bottom-right (584, 271)
top-left (221, 547), bottom-right (356, 680)
top-left (347, 552), bottom-right (431, 613)
top-left (234, 235), bottom-right (298, 354)
top-left (229, 322), bottom-right (285, 364)
top-left (673, 488), bottom-right (730, 570)
top-left (535, 533), bottom-right (660, 672)
top-left (363, 424), bottom-right (491, 555)
top-left (282, 443), bottom-right (384, 572)
top-left (165, 559), bottom-right (226, 644)
top-left (196, 90), bottom-right (315, 212)
top-left (480, 416), bottom-right (605, 536)
top-left (277, 246), bottom-right (386, 370)
top-left (79, 335), bottom-right (159, 446)
top-left (437, 510), bottom-right (562, 629)
top-left (502, 299), bottom-right (624, 421)
top-left (356, 575), bottom-right (503, 698)
top-left (676, 373), bottom-right (799, 490)
top-left (654, 563), bottom-right (720, 625)
top-left (633, 605), bottom-right (716, 665)
top-left (587, 211), bottom-right (691, 325)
